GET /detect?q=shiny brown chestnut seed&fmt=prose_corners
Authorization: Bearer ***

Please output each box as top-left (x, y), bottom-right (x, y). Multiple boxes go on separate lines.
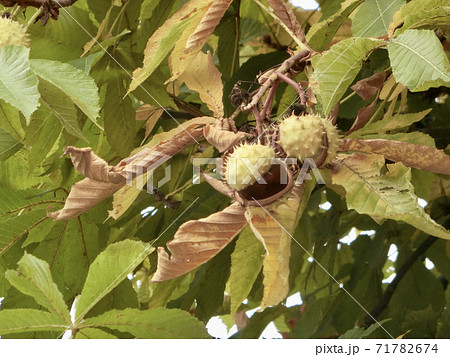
top-left (237, 163), bottom-right (293, 206)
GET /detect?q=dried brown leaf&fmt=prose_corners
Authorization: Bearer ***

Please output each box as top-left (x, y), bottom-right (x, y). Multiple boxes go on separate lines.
top-left (62, 146), bottom-right (125, 184)
top-left (170, 0), bottom-right (233, 81)
top-left (152, 203), bottom-right (247, 282)
top-left (267, 0), bottom-right (307, 45)
top-left (47, 178), bottom-right (123, 220)
top-left (245, 185), bottom-right (303, 308)
top-left (339, 138), bottom-right (450, 175)
top-left (203, 125), bottom-right (250, 152)
top-left (351, 72), bottom-right (386, 101)
top-left (345, 96), bottom-right (378, 136)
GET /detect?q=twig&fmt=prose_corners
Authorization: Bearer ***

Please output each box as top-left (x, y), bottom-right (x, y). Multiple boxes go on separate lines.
top-left (364, 235), bottom-right (438, 327)
top-left (241, 50), bottom-right (310, 112)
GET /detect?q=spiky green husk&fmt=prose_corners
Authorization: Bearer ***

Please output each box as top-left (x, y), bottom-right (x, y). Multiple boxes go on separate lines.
top-left (279, 114), bottom-right (339, 166)
top-left (225, 143), bottom-right (275, 191)
top-left (0, 18), bottom-right (29, 50)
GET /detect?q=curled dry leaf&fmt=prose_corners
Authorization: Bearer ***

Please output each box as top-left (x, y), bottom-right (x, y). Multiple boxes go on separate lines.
top-left (152, 202), bottom-right (247, 282)
top-left (339, 138), bottom-right (450, 175)
top-left (120, 126), bottom-right (205, 178)
top-left (47, 178), bottom-right (123, 220)
top-left (267, 0), bottom-right (308, 45)
top-left (350, 72), bottom-right (386, 101)
top-left (62, 146), bottom-right (125, 184)
top-left (170, 0), bottom-right (233, 81)
top-left (203, 125), bottom-right (250, 152)
top-left (201, 171), bottom-right (235, 200)
top-left (49, 117), bottom-right (214, 221)
top-left (345, 96), bottom-right (378, 136)
top-left (244, 184), bottom-right (304, 308)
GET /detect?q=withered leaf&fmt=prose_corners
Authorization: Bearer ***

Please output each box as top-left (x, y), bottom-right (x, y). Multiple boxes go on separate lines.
top-left (62, 146), bottom-right (125, 184)
top-left (351, 72), bottom-right (386, 101)
top-left (170, 0), bottom-right (233, 82)
top-left (203, 125), bottom-right (250, 152)
top-left (339, 138), bottom-right (450, 175)
top-left (152, 203), bottom-right (247, 282)
top-left (245, 185), bottom-right (304, 309)
top-left (267, 0), bottom-right (307, 45)
top-left (47, 178), bottom-right (123, 220)
top-left (345, 96), bottom-right (378, 136)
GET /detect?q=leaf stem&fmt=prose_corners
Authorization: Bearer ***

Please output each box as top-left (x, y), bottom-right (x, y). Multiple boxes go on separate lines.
top-left (25, 5), bottom-right (43, 29)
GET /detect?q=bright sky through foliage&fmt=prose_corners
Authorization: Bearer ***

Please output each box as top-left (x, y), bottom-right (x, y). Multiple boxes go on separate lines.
top-left (290, 0), bottom-right (320, 10)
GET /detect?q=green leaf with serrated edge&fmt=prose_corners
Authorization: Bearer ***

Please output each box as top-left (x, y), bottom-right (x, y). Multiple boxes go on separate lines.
top-left (0, 128), bottom-right (23, 161)
top-left (311, 38), bottom-right (382, 116)
top-left (389, 0), bottom-right (450, 35)
top-left (28, 6), bottom-right (97, 62)
top-left (387, 30), bottom-right (450, 92)
top-left (5, 253), bottom-right (70, 323)
top-left (0, 187), bottom-right (48, 255)
top-left (30, 59), bottom-right (101, 128)
top-left (396, 7), bottom-right (450, 36)
top-left (38, 79), bottom-right (88, 142)
top-left (350, 109), bottom-right (431, 136)
top-left (75, 240), bottom-right (153, 323)
top-left (0, 99), bottom-right (24, 140)
top-left (0, 45), bottom-right (40, 121)
top-left (230, 226), bottom-right (265, 315)
top-left (80, 308), bottom-right (210, 338)
top-left (332, 153), bottom-right (450, 239)
top-left (0, 309), bottom-right (67, 335)
top-left (24, 103), bottom-right (62, 170)
top-left (339, 319), bottom-right (389, 338)
top-left (103, 74), bottom-right (136, 156)
top-left (306, 0), bottom-right (363, 51)
top-left (75, 328), bottom-right (118, 339)
top-left (129, 0), bottom-right (212, 93)
top-left (352, 0), bottom-right (405, 37)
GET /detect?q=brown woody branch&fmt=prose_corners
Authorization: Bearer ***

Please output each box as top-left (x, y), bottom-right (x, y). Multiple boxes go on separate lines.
top-left (0, 0), bottom-right (77, 7)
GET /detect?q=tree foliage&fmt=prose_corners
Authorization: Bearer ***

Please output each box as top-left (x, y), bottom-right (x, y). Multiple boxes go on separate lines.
top-left (0, 0), bottom-right (449, 339)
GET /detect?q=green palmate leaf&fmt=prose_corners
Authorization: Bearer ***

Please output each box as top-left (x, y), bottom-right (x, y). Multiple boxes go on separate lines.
top-left (339, 319), bottom-right (388, 338)
top-left (103, 74), bottom-right (136, 156)
top-left (129, 0), bottom-right (213, 93)
top-left (0, 309), bottom-right (67, 336)
top-left (306, 0), bottom-right (363, 51)
top-left (350, 109), bottom-right (431, 136)
top-left (75, 240), bottom-right (153, 322)
top-left (38, 79), bottom-right (87, 142)
top-left (28, 6), bottom-right (97, 62)
top-left (29, 59), bottom-right (101, 128)
top-left (5, 253), bottom-right (70, 323)
top-left (0, 187), bottom-right (48, 255)
top-left (24, 103), bottom-right (62, 170)
top-left (351, 0), bottom-right (405, 37)
top-left (311, 38), bottom-right (382, 115)
top-left (387, 29), bottom-right (450, 91)
top-left (230, 227), bottom-right (265, 315)
top-left (389, 0), bottom-right (450, 35)
top-left (0, 99), bottom-right (24, 141)
top-left (332, 153), bottom-right (450, 240)
top-left (80, 308), bottom-right (210, 338)
top-left (75, 328), bottom-right (118, 339)
top-left (0, 45), bottom-right (40, 121)
top-left (0, 128), bottom-right (23, 161)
